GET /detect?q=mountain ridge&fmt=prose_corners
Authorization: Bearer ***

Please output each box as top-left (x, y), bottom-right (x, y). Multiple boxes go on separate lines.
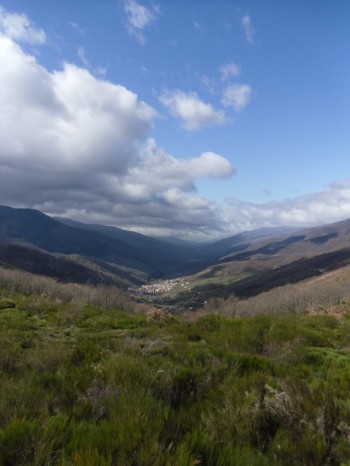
top-left (2, 205), bottom-right (350, 300)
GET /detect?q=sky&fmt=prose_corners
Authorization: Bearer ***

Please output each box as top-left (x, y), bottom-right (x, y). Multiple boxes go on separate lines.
top-left (0, 0), bottom-right (350, 240)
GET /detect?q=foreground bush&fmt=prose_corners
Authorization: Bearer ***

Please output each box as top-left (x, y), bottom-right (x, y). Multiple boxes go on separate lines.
top-left (1, 289), bottom-right (350, 464)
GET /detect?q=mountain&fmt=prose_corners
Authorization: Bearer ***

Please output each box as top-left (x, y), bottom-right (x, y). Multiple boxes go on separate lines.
top-left (0, 205), bottom-right (201, 283)
top-left (3, 204), bottom-right (350, 300)
top-left (0, 243), bottom-right (120, 285)
top-left (166, 218), bottom-right (350, 308)
top-left (214, 218), bottom-right (350, 266)
top-left (54, 217), bottom-right (196, 262)
top-left (196, 226), bottom-right (301, 260)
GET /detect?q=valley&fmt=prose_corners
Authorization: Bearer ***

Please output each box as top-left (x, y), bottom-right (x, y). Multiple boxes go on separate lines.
top-left (3, 205), bottom-right (350, 310)
top-left (1, 1), bottom-right (349, 462)
top-left (3, 205), bottom-right (350, 464)
top-left (130, 277), bottom-right (190, 296)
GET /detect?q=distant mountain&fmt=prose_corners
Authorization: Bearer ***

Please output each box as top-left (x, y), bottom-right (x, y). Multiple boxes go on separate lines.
top-left (0, 205), bottom-right (200, 283)
top-left (52, 217), bottom-right (202, 275)
top-left (197, 226), bottom-right (300, 260)
top-left (215, 218), bottom-right (350, 266)
top-left (172, 218), bottom-right (350, 307)
top-left (54, 217), bottom-right (196, 260)
top-left (3, 204), bottom-right (350, 299)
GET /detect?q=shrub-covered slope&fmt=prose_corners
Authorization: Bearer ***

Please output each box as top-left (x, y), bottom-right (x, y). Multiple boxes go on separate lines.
top-left (1, 280), bottom-right (350, 465)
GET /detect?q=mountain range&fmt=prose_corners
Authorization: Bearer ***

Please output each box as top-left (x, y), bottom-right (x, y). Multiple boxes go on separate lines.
top-left (1, 204), bottom-right (350, 301)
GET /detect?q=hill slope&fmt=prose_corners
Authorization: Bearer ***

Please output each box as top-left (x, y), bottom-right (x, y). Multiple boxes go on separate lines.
top-left (139, 219), bottom-right (350, 308)
top-left (1, 280), bottom-right (350, 465)
top-left (3, 205), bottom-right (350, 298)
top-left (0, 205), bottom-right (201, 282)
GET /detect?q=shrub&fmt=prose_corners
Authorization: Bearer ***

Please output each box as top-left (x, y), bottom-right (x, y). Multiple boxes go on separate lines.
top-left (0, 299), bottom-right (16, 310)
top-left (0, 418), bottom-right (39, 465)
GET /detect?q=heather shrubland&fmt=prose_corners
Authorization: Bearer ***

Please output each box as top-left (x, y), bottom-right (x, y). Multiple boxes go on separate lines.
top-left (2, 268), bottom-right (350, 464)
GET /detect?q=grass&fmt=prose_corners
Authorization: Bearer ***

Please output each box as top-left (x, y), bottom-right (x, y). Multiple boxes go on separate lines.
top-left (2, 281), bottom-right (350, 464)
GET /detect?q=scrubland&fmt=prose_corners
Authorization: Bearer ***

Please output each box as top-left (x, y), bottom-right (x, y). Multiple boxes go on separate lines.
top-left (1, 266), bottom-right (350, 465)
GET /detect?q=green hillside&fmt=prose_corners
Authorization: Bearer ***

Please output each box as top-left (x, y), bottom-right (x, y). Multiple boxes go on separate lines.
top-left (1, 267), bottom-right (350, 465)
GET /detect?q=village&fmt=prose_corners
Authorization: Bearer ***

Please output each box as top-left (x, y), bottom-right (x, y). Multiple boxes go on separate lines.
top-left (130, 277), bottom-right (190, 295)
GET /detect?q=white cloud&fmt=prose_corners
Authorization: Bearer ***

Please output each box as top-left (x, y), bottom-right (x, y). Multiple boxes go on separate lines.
top-left (159, 90), bottom-right (225, 131)
top-left (242, 14), bottom-right (255, 44)
top-left (0, 5), bottom-right (46, 44)
top-left (220, 62), bottom-right (240, 80)
top-left (0, 36), bottom-right (155, 175)
top-left (222, 179), bottom-right (350, 235)
top-left (4, 6), bottom-right (349, 241)
top-left (116, 140), bottom-right (235, 202)
top-left (221, 84), bottom-right (252, 111)
top-left (124, 0), bottom-right (158, 44)
top-left (0, 35), bottom-right (237, 240)
top-left (187, 152), bottom-right (235, 179)
top-left (77, 46), bottom-right (89, 66)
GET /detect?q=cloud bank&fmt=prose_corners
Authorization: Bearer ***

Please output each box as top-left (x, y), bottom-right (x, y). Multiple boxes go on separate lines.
top-left (0, 33), bottom-right (235, 239)
top-left (223, 180), bottom-right (350, 234)
top-left (1, 6), bottom-right (350, 240)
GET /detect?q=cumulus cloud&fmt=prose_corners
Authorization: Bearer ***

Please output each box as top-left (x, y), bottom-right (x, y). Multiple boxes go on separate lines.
top-left (242, 14), bottom-right (255, 44)
top-left (222, 179), bottom-right (350, 235)
top-left (124, 0), bottom-right (159, 44)
top-left (187, 152), bottom-right (235, 179)
top-left (159, 90), bottom-right (225, 131)
top-left (0, 34), bottom-right (236, 240)
top-left (221, 84), bottom-right (252, 111)
top-left (0, 5), bottom-right (46, 44)
top-left (0, 37), bottom-right (155, 175)
top-left (220, 62), bottom-right (240, 80)
top-left (3, 6), bottom-right (349, 241)
top-left (122, 142), bottom-right (234, 197)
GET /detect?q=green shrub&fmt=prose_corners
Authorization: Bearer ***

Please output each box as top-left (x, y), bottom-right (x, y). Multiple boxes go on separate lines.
top-left (0, 418), bottom-right (39, 465)
top-left (0, 284), bottom-right (350, 465)
top-left (0, 299), bottom-right (16, 310)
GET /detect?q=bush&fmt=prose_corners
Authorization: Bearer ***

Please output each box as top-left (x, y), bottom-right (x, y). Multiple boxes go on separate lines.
top-left (0, 299), bottom-right (15, 310)
top-left (0, 281), bottom-right (350, 465)
top-left (0, 418), bottom-right (39, 465)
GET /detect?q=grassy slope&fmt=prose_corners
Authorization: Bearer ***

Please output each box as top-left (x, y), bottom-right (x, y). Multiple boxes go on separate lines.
top-left (2, 280), bottom-right (350, 464)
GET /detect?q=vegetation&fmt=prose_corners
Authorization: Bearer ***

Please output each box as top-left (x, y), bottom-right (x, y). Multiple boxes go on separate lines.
top-left (2, 267), bottom-right (350, 465)
top-left (204, 263), bottom-right (350, 317)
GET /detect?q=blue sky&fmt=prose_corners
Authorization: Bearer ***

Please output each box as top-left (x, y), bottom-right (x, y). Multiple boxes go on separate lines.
top-left (0, 1), bottom-right (349, 239)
